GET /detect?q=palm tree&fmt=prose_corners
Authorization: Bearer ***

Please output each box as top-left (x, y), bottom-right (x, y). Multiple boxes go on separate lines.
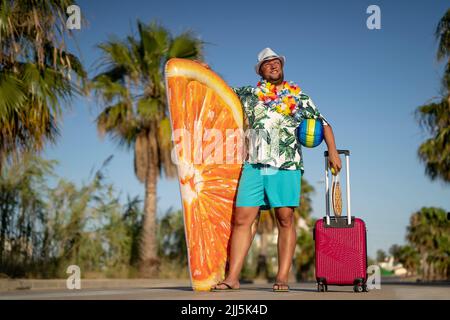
top-left (92, 21), bottom-right (203, 277)
top-left (0, 0), bottom-right (86, 168)
top-left (416, 9), bottom-right (450, 183)
top-left (397, 245), bottom-right (419, 277)
top-left (406, 207), bottom-right (449, 280)
top-left (388, 244), bottom-right (419, 276)
top-left (376, 249), bottom-right (387, 263)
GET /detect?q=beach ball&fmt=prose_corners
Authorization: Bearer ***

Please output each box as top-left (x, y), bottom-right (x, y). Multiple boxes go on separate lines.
top-left (297, 118), bottom-right (324, 148)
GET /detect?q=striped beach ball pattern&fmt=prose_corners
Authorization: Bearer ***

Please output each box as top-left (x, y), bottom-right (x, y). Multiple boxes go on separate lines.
top-left (297, 119), bottom-right (324, 148)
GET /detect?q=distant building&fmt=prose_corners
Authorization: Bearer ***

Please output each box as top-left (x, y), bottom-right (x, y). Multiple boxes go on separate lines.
top-left (379, 256), bottom-right (408, 276)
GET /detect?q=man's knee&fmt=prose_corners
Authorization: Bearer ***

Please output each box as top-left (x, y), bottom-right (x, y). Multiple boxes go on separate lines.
top-left (233, 208), bottom-right (258, 227)
top-left (233, 215), bottom-right (254, 227)
top-left (276, 210), bottom-right (294, 228)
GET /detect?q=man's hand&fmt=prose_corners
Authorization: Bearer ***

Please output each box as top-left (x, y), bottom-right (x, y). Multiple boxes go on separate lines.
top-left (323, 125), bottom-right (341, 174)
top-left (328, 149), bottom-right (342, 175)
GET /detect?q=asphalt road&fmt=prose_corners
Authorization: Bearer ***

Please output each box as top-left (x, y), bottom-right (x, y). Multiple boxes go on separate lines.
top-left (1, 281), bottom-right (449, 300)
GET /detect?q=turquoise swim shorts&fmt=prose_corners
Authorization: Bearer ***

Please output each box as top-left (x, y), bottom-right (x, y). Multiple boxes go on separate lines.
top-left (235, 162), bottom-right (302, 210)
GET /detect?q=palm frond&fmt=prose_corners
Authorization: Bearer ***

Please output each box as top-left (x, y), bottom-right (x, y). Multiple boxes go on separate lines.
top-left (0, 0), bottom-right (86, 166)
top-left (0, 72), bottom-right (26, 121)
top-left (92, 74), bottom-right (129, 104)
top-left (415, 99), bottom-right (449, 145)
top-left (168, 31), bottom-right (203, 60)
top-left (96, 101), bottom-right (139, 148)
top-left (136, 97), bottom-right (161, 120)
top-left (435, 9), bottom-right (450, 61)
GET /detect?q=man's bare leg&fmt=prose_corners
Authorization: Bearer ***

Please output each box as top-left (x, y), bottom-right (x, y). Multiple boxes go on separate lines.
top-left (274, 207), bottom-right (296, 290)
top-left (213, 206), bottom-right (260, 290)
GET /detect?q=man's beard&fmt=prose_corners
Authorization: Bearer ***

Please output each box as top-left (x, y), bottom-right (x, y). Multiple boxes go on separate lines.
top-left (264, 71), bottom-right (284, 85)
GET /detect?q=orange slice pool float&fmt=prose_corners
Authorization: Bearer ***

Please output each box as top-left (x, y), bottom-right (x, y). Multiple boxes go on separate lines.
top-left (165, 58), bottom-right (244, 291)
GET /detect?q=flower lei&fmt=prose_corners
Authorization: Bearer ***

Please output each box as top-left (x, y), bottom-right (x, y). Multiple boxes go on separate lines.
top-left (255, 80), bottom-right (302, 116)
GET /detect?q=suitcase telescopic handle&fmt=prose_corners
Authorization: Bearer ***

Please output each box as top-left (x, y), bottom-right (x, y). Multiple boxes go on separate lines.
top-left (324, 149), bottom-right (351, 225)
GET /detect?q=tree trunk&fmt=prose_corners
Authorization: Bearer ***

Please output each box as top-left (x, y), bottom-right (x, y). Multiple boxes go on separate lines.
top-left (430, 262), bottom-right (435, 281)
top-left (139, 129), bottom-right (160, 278)
top-left (0, 191), bottom-right (10, 264)
top-left (421, 251), bottom-right (429, 281)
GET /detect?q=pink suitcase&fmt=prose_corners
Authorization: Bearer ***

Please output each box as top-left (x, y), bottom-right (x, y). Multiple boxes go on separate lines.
top-left (313, 150), bottom-right (368, 293)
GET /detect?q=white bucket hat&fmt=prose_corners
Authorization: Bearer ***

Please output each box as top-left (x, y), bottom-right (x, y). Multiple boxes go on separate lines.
top-left (255, 47), bottom-right (286, 75)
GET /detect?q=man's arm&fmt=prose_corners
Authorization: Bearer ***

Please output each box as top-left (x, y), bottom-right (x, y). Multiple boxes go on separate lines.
top-left (323, 125), bottom-right (342, 174)
top-left (298, 94), bottom-right (342, 174)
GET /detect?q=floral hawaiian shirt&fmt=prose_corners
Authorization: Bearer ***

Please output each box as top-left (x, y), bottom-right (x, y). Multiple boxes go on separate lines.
top-left (232, 85), bottom-right (329, 172)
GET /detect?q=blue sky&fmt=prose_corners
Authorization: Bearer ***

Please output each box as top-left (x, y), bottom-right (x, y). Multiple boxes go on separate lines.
top-left (44, 0), bottom-right (450, 258)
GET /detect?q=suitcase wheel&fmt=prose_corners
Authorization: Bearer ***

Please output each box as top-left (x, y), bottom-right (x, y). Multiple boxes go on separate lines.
top-left (317, 282), bottom-right (328, 292)
top-left (353, 283), bottom-right (368, 293)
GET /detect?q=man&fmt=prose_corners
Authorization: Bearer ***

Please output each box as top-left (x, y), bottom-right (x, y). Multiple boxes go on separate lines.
top-left (208, 48), bottom-right (341, 292)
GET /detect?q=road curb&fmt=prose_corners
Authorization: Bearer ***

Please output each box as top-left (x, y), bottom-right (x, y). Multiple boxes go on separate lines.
top-left (0, 279), bottom-right (192, 292)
